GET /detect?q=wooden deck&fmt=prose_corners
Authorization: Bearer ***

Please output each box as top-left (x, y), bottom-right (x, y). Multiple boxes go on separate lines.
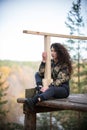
top-left (17, 89), bottom-right (87, 130)
top-left (36, 94), bottom-right (87, 112)
top-left (17, 93), bottom-right (87, 112)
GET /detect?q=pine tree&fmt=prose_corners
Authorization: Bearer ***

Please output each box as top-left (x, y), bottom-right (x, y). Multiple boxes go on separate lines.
top-left (0, 72), bottom-right (9, 128)
top-left (65, 0), bottom-right (87, 93)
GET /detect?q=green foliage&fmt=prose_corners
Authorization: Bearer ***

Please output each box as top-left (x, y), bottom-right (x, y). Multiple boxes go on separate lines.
top-left (65, 0), bottom-right (87, 93)
top-left (65, 0), bottom-right (84, 35)
top-left (0, 72), bottom-right (9, 128)
top-left (0, 71), bottom-right (24, 130)
top-left (37, 113), bottom-right (50, 129)
top-left (37, 112), bottom-right (60, 130)
top-left (0, 122), bottom-right (23, 130)
top-left (65, 0), bottom-right (85, 60)
top-left (52, 111), bottom-right (87, 130)
top-left (70, 61), bottom-right (87, 93)
top-left (0, 60), bottom-right (40, 69)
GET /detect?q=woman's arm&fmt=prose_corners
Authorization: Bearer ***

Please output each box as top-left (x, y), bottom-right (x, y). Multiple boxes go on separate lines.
top-left (39, 52), bottom-right (47, 76)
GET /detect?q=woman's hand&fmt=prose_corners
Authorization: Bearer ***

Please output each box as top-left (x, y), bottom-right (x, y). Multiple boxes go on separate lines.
top-left (42, 52), bottom-right (47, 62)
top-left (40, 86), bottom-right (48, 92)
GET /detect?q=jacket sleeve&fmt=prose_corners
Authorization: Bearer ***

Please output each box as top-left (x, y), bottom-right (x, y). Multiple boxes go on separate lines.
top-left (38, 62), bottom-right (45, 77)
top-left (51, 65), bottom-right (70, 87)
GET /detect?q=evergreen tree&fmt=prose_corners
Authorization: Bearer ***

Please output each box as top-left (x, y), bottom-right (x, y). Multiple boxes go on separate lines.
top-left (65, 0), bottom-right (87, 93)
top-left (0, 72), bottom-right (8, 128)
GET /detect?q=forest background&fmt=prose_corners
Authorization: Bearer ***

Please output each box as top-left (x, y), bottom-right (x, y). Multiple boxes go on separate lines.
top-left (0, 0), bottom-right (87, 130)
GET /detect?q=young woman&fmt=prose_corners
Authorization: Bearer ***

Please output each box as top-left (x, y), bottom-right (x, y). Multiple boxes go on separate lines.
top-left (25, 43), bottom-right (73, 111)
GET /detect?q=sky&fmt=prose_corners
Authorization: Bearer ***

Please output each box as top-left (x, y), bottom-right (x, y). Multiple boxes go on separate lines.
top-left (0, 0), bottom-right (87, 61)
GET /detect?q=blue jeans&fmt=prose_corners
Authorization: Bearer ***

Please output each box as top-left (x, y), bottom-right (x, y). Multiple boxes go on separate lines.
top-left (35, 72), bottom-right (43, 86)
top-left (35, 72), bottom-right (69, 100)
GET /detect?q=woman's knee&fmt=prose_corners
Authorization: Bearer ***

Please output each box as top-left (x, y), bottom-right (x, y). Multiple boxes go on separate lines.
top-left (35, 72), bottom-right (42, 85)
top-left (35, 72), bottom-right (39, 78)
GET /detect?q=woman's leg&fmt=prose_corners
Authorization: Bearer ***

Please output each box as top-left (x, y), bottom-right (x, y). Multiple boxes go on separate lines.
top-left (39, 85), bottom-right (69, 100)
top-left (35, 72), bottom-right (43, 93)
top-left (35, 72), bottom-right (43, 85)
top-left (25, 84), bottom-right (69, 111)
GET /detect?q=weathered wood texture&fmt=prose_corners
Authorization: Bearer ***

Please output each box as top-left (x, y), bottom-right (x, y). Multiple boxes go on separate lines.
top-left (24, 112), bottom-right (36, 130)
top-left (37, 94), bottom-right (87, 112)
top-left (23, 88), bottom-right (36, 130)
top-left (23, 30), bottom-right (87, 40)
top-left (17, 88), bottom-right (87, 130)
top-left (17, 90), bottom-right (87, 112)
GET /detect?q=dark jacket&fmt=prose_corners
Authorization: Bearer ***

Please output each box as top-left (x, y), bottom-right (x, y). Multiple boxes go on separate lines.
top-left (39, 60), bottom-right (70, 87)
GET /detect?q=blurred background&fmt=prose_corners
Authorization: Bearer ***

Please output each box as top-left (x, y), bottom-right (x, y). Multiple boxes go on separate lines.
top-left (0, 0), bottom-right (87, 129)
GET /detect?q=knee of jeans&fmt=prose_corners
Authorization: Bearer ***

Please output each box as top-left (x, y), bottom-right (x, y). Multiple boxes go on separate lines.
top-left (35, 72), bottom-right (39, 78)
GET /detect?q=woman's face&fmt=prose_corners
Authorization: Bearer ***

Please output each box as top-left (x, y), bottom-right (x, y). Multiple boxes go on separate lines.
top-left (51, 47), bottom-right (58, 61)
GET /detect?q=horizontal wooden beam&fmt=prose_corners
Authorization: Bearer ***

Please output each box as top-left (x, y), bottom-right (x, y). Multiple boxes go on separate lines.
top-left (17, 94), bottom-right (87, 112)
top-left (23, 30), bottom-right (87, 40)
top-left (37, 98), bottom-right (87, 112)
top-left (17, 98), bottom-right (26, 103)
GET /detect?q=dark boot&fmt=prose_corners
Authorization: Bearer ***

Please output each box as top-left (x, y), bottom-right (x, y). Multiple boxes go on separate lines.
top-left (35, 85), bottom-right (42, 94)
top-left (25, 94), bottom-right (39, 111)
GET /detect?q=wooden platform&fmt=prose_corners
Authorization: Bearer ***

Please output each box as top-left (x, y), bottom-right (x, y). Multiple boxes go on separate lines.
top-left (17, 93), bottom-right (87, 112)
top-left (36, 94), bottom-right (87, 112)
top-left (17, 89), bottom-right (87, 130)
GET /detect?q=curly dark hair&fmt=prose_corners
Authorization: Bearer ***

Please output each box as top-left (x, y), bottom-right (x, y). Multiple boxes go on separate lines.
top-left (51, 43), bottom-right (73, 77)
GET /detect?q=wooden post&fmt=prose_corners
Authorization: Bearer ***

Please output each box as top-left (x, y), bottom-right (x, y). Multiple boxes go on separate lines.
top-left (24, 88), bottom-right (36, 130)
top-left (42, 35), bottom-right (52, 88)
top-left (24, 112), bottom-right (36, 130)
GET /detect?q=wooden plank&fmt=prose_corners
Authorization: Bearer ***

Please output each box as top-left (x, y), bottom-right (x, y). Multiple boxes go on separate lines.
top-left (17, 94), bottom-right (87, 112)
top-left (35, 100), bottom-right (87, 112)
top-left (23, 30), bottom-right (87, 40)
top-left (68, 94), bottom-right (87, 105)
top-left (37, 98), bottom-right (87, 112)
top-left (17, 89), bottom-right (87, 130)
